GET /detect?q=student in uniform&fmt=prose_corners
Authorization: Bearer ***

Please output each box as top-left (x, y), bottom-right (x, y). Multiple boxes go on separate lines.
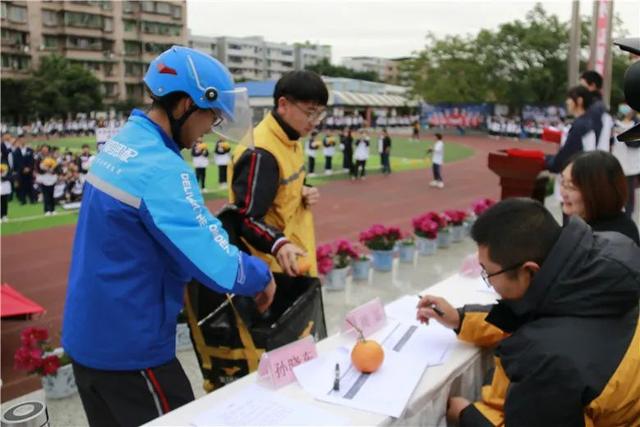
top-left (191, 137), bottom-right (209, 191)
top-left (214, 138), bottom-right (231, 189)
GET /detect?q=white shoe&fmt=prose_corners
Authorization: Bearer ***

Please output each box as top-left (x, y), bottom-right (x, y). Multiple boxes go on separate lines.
top-left (1, 216), bottom-right (7, 222)
top-left (429, 180), bottom-right (438, 187)
top-left (437, 181), bottom-right (445, 188)
top-left (51, 211), bottom-right (57, 216)
top-left (325, 170), bottom-right (333, 175)
top-left (45, 212), bottom-right (51, 216)
top-left (219, 183), bottom-right (227, 190)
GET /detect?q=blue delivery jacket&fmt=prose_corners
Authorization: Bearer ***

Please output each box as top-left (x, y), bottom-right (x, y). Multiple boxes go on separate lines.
top-left (62, 110), bottom-right (271, 370)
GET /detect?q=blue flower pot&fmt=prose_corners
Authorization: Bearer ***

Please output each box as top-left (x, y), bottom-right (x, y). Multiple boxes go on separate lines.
top-left (372, 250), bottom-right (394, 271)
top-left (352, 258), bottom-right (370, 281)
top-left (399, 245), bottom-right (415, 263)
top-left (416, 236), bottom-right (437, 256)
top-left (451, 225), bottom-right (465, 242)
top-left (325, 266), bottom-right (349, 291)
top-left (437, 229), bottom-right (452, 248)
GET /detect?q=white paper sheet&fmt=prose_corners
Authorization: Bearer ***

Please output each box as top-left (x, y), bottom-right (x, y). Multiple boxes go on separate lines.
top-left (293, 320), bottom-right (456, 418)
top-left (190, 384), bottom-right (349, 426)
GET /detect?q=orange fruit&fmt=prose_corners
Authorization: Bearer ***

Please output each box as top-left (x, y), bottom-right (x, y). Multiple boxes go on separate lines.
top-left (351, 339), bottom-right (384, 373)
top-left (297, 258), bottom-right (311, 275)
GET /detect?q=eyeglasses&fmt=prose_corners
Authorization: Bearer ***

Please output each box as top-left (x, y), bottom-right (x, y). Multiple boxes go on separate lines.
top-left (287, 99), bottom-right (327, 123)
top-left (211, 110), bottom-right (224, 128)
top-left (480, 262), bottom-right (524, 288)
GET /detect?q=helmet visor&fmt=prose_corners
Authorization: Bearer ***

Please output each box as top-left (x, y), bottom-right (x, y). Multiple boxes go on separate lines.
top-left (212, 87), bottom-right (254, 148)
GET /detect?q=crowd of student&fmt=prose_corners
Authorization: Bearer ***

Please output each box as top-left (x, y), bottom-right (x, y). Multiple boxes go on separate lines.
top-left (1, 117), bottom-right (127, 140)
top-left (1, 133), bottom-right (93, 220)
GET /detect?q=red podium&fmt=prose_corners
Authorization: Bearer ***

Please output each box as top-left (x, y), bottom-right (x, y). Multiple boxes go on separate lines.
top-left (488, 149), bottom-right (548, 203)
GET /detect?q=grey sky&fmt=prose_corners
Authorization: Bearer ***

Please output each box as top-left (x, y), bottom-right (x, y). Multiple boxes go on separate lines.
top-left (187, 0), bottom-right (639, 63)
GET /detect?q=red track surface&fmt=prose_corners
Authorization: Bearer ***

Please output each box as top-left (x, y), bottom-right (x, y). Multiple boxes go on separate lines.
top-left (0, 135), bottom-right (555, 401)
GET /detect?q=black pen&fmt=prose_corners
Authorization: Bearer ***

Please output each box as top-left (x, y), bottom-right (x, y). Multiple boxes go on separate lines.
top-left (418, 295), bottom-right (445, 317)
top-left (333, 363), bottom-right (340, 391)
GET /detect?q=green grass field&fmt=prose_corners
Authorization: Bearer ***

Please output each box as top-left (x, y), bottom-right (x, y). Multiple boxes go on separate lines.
top-left (1, 135), bottom-right (473, 235)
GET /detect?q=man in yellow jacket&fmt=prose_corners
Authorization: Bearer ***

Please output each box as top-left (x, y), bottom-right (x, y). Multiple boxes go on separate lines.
top-left (418, 198), bottom-right (640, 427)
top-left (226, 71), bottom-right (328, 277)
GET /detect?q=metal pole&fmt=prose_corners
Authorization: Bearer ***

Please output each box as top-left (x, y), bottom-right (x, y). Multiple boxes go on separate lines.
top-left (602, 0), bottom-right (615, 107)
top-left (588, 1), bottom-right (600, 69)
top-left (568, 0), bottom-right (581, 87)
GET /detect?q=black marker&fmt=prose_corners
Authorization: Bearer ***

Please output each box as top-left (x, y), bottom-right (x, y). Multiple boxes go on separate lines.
top-left (333, 363), bottom-right (340, 391)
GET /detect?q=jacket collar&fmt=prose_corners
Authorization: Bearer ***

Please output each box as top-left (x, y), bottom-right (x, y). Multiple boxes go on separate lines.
top-left (486, 217), bottom-right (590, 331)
top-left (130, 109), bottom-right (182, 157)
top-left (271, 109), bottom-right (300, 142)
top-left (264, 111), bottom-right (299, 148)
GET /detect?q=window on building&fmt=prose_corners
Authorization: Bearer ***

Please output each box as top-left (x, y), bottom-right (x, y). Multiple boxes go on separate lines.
top-left (103, 62), bottom-right (114, 77)
top-left (228, 44), bottom-right (242, 50)
top-left (123, 1), bottom-right (138, 13)
top-left (123, 19), bottom-right (138, 32)
top-left (7, 5), bottom-right (27, 23)
top-left (124, 40), bottom-right (141, 55)
top-left (126, 83), bottom-right (144, 99)
top-left (103, 17), bottom-right (113, 32)
top-left (1, 3), bottom-right (7, 20)
top-left (172, 4), bottom-right (181, 19)
top-left (1, 29), bottom-right (28, 46)
top-left (42, 35), bottom-right (59, 49)
top-left (64, 11), bottom-right (103, 29)
top-left (42, 10), bottom-right (59, 26)
top-left (141, 21), bottom-right (181, 36)
top-left (141, 1), bottom-right (154, 13)
top-left (125, 61), bottom-right (143, 77)
top-left (155, 2), bottom-right (171, 15)
top-left (102, 82), bottom-right (118, 97)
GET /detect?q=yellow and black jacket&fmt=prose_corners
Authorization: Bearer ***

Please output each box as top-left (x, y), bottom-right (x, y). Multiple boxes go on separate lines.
top-left (458, 217), bottom-right (640, 427)
top-left (223, 111), bottom-right (318, 276)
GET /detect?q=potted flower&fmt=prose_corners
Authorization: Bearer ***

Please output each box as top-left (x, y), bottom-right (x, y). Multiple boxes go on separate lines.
top-left (444, 210), bottom-right (468, 242)
top-left (398, 234), bottom-right (416, 263)
top-left (468, 198), bottom-right (495, 236)
top-left (412, 214), bottom-right (439, 256)
top-left (351, 244), bottom-right (371, 281)
top-left (14, 327), bottom-right (77, 399)
top-left (316, 240), bottom-right (357, 290)
top-left (359, 225), bottom-right (402, 271)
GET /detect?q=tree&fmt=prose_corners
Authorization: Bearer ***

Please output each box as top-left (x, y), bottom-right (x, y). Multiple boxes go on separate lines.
top-left (25, 55), bottom-right (103, 119)
top-left (407, 2), bottom-right (630, 109)
top-left (306, 58), bottom-right (380, 82)
top-left (0, 78), bottom-right (29, 124)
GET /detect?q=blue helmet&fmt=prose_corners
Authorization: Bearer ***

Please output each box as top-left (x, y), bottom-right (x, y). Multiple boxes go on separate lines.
top-left (144, 45), bottom-right (236, 120)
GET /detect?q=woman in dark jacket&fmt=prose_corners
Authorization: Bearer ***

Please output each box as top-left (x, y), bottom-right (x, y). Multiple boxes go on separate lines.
top-left (560, 150), bottom-right (639, 245)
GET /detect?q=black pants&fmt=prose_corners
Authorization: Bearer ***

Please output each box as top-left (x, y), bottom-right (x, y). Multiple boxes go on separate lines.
top-left (432, 163), bottom-right (442, 181)
top-left (343, 151), bottom-right (353, 170)
top-left (356, 160), bottom-right (366, 178)
top-left (42, 185), bottom-right (55, 213)
top-left (72, 358), bottom-right (194, 427)
top-left (308, 157), bottom-right (315, 174)
top-left (381, 153), bottom-right (391, 174)
top-left (325, 156), bottom-right (332, 171)
top-left (195, 167), bottom-right (206, 189)
top-left (218, 165), bottom-right (228, 184)
top-left (17, 174), bottom-right (36, 204)
top-left (1, 194), bottom-right (8, 217)
top-left (625, 175), bottom-right (638, 218)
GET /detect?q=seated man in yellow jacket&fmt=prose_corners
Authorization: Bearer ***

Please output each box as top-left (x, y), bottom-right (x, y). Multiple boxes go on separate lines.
top-left (418, 198), bottom-right (640, 427)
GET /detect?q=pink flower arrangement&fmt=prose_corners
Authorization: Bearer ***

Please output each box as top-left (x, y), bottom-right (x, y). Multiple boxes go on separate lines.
top-left (412, 214), bottom-right (439, 239)
top-left (472, 198), bottom-right (495, 216)
top-left (14, 327), bottom-right (70, 377)
top-left (359, 224), bottom-right (402, 250)
top-left (316, 240), bottom-right (359, 275)
top-left (443, 210), bottom-right (468, 226)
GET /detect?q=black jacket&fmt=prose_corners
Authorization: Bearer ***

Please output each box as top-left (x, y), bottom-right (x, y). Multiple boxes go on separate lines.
top-left (459, 217), bottom-right (640, 426)
top-left (590, 212), bottom-right (640, 245)
top-left (12, 147), bottom-right (35, 176)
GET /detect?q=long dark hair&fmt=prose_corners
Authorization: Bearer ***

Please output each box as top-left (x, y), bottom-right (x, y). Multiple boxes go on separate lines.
top-left (570, 151), bottom-right (627, 222)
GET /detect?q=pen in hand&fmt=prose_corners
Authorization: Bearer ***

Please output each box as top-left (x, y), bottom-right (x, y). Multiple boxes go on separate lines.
top-left (417, 295), bottom-right (445, 317)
